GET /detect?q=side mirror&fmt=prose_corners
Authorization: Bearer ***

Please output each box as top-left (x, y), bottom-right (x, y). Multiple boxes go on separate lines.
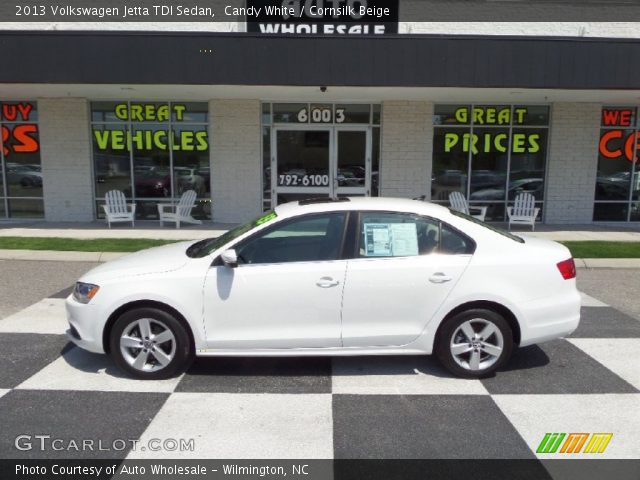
top-left (220, 249), bottom-right (238, 268)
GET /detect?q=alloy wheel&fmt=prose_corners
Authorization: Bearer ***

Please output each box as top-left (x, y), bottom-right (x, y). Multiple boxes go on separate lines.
top-left (119, 318), bottom-right (176, 372)
top-left (449, 318), bottom-right (504, 371)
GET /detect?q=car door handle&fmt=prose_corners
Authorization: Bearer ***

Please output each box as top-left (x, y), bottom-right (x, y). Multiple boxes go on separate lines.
top-left (316, 277), bottom-right (340, 288)
top-left (429, 272), bottom-right (452, 284)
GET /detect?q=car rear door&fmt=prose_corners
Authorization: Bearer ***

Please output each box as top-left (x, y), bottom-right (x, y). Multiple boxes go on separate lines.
top-left (341, 212), bottom-right (474, 348)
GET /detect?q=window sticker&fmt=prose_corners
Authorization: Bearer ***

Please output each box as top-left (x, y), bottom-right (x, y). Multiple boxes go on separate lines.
top-left (255, 211), bottom-right (277, 225)
top-left (363, 223), bottom-right (418, 257)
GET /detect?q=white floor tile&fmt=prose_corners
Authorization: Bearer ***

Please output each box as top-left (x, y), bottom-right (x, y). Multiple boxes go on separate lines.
top-left (0, 299), bottom-right (68, 334)
top-left (331, 357), bottom-right (488, 395)
top-left (569, 338), bottom-right (640, 391)
top-left (580, 292), bottom-right (609, 307)
top-left (16, 346), bottom-right (181, 393)
top-left (493, 394), bottom-right (640, 459)
top-left (128, 393), bottom-right (333, 459)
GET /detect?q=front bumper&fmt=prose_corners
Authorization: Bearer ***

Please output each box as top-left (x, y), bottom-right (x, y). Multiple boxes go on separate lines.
top-left (65, 295), bottom-right (106, 354)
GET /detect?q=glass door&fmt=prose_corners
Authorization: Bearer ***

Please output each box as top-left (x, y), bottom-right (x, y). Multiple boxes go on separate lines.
top-left (272, 127), bottom-right (332, 205)
top-left (334, 127), bottom-right (370, 198)
top-left (272, 126), bottom-right (371, 206)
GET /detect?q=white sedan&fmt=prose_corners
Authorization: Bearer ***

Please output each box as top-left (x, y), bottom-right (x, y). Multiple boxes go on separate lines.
top-left (66, 197), bottom-right (580, 379)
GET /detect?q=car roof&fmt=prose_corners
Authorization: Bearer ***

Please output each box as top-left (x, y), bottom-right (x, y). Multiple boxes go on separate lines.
top-left (274, 197), bottom-right (451, 218)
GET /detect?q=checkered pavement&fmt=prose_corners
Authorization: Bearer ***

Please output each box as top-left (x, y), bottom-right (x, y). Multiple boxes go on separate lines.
top-left (0, 288), bottom-right (639, 461)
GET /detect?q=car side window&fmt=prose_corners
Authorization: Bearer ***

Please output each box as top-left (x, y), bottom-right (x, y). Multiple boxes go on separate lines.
top-left (358, 212), bottom-right (440, 257)
top-left (235, 212), bottom-right (346, 265)
top-left (440, 224), bottom-right (475, 255)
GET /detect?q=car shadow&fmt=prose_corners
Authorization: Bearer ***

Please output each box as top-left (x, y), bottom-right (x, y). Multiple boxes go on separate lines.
top-left (491, 345), bottom-right (551, 375)
top-left (61, 343), bottom-right (551, 380)
top-left (60, 343), bottom-right (134, 379)
top-left (186, 354), bottom-right (455, 379)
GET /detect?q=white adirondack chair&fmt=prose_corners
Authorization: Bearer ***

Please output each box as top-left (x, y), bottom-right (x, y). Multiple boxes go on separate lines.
top-left (157, 190), bottom-right (203, 228)
top-left (102, 190), bottom-right (136, 228)
top-left (449, 191), bottom-right (488, 222)
top-left (507, 192), bottom-right (540, 231)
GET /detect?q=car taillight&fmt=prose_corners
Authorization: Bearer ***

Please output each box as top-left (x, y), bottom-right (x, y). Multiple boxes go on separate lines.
top-left (557, 258), bottom-right (576, 280)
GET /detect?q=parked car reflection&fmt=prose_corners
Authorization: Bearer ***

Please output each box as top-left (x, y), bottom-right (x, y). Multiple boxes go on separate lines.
top-left (6, 163), bottom-right (42, 187)
top-left (470, 178), bottom-right (544, 201)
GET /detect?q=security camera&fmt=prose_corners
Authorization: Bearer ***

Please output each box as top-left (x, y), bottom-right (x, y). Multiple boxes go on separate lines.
top-left (320, 86), bottom-right (327, 93)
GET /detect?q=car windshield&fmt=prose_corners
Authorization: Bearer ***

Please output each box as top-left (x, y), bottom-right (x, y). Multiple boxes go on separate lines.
top-left (186, 211), bottom-right (278, 258)
top-left (449, 208), bottom-right (524, 243)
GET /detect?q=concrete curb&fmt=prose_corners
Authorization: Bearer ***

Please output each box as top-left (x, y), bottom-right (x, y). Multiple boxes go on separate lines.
top-left (1, 249), bottom-right (640, 268)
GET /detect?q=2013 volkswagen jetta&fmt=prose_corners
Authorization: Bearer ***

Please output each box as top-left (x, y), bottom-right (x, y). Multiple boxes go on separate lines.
top-left (66, 197), bottom-right (580, 379)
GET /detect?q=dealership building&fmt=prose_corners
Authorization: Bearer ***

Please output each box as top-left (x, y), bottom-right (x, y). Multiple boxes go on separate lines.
top-left (1, 8), bottom-right (640, 224)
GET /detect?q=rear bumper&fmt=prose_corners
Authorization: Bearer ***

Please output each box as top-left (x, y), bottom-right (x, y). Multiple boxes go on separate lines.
top-left (518, 289), bottom-right (581, 347)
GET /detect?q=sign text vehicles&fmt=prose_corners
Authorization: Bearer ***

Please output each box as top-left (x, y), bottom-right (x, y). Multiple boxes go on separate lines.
top-left (92, 103), bottom-right (208, 152)
top-left (246, 0), bottom-right (399, 36)
top-left (94, 129), bottom-right (208, 152)
top-left (1, 102), bottom-right (39, 157)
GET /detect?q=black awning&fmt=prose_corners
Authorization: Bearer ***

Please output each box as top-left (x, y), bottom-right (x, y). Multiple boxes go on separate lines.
top-left (2, 31), bottom-right (639, 89)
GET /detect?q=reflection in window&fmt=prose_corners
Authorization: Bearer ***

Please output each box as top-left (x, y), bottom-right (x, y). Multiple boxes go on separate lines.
top-left (0, 101), bottom-right (43, 218)
top-left (236, 213), bottom-right (346, 264)
top-left (432, 105), bottom-right (549, 222)
top-left (91, 102), bottom-right (210, 221)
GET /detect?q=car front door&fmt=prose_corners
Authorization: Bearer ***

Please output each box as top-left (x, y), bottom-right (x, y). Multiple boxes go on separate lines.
top-left (341, 212), bottom-right (474, 347)
top-left (202, 212), bottom-right (348, 350)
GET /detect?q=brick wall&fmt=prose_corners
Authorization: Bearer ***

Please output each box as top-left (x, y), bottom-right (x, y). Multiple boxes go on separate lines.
top-left (210, 99), bottom-right (262, 223)
top-left (380, 101), bottom-right (433, 199)
top-left (544, 103), bottom-right (601, 224)
top-left (38, 98), bottom-right (94, 222)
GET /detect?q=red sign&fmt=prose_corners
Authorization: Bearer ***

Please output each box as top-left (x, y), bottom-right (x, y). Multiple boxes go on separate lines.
top-left (0, 102), bottom-right (39, 157)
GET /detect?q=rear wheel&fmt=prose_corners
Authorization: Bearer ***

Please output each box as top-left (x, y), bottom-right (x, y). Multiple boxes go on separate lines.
top-left (436, 308), bottom-right (513, 378)
top-left (110, 307), bottom-right (192, 380)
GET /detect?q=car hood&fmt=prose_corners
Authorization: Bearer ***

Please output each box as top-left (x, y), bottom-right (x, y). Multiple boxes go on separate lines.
top-left (81, 240), bottom-right (194, 282)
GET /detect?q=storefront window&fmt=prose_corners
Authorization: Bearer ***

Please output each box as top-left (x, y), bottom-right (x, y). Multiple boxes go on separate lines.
top-left (0, 101), bottom-right (44, 218)
top-left (594, 106), bottom-right (639, 222)
top-left (432, 104), bottom-right (549, 222)
top-left (91, 101), bottom-right (211, 220)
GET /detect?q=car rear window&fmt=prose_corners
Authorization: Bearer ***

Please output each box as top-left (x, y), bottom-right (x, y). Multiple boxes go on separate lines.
top-left (449, 209), bottom-right (525, 243)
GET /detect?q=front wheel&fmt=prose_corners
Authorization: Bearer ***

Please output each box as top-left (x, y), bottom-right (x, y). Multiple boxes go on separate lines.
top-left (109, 307), bottom-right (192, 380)
top-left (435, 308), bottom-right (513, 378)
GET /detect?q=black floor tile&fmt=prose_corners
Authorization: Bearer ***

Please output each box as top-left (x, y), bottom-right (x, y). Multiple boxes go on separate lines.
top-left (0, 389), bottom-right (169, 459)
top-left (333, 395), bottom-right (534, 459)
top-left (176, 356), bottom-right (332, 393)
top-left (481, 339), bottom-right (639, 394)
top-left (0, 333), bottom-right (70, 389)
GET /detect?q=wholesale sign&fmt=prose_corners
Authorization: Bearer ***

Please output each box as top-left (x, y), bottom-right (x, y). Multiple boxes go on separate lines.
top-left (246, 0), bottom-right (399, 35)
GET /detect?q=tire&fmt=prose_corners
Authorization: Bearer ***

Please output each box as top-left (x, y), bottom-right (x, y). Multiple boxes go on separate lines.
top-left (435, 308), bottom-right (513, 378)
top-left (109, 307), bottom-right (193, 380)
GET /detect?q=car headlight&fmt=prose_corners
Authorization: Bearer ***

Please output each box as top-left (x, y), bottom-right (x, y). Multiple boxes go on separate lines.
top-left (73, 282), bottom-right (100, 304)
